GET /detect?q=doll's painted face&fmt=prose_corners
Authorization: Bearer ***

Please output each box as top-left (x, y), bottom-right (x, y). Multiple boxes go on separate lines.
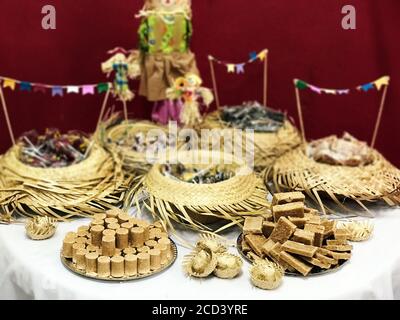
top-left (149, 0), bottom-right (190, 11)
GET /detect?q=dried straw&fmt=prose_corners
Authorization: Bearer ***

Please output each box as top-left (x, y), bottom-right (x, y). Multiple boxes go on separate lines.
top-left (202, 110), bottom-right (301, 171)
top-left (0, 139), bottom-right (130, 222)
top-left (124, 150), bottom-right (270, 234)
top-left (270, 144), bottom-right (400, 213)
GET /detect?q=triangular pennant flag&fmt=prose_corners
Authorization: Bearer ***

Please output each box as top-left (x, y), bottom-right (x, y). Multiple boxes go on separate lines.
top-left (33, 84), bottom-right (47, 93)
top-left (257, 50), bottom-right (267, 61)
top-left (337, 89), bottom-right (350, 95)
top-left (324, 89), bottom-right (337, 95)
top-left (227, 64), bottom-right (235, 73)
top-left (361, 83), bottom-right (374, 92)
top-left (52, 86), bottom-right (63, 97)
top-left (249, 51), bottom-right (258, 62)
top-left (309, 85), bottom-right (322, 94)
top-left (97, 83), bottom-right (110, 94)
top-left (82, 85), bottom-right (95, 95)
top-left (66, 86), bottom-right (80, 94)
top-left (236, 64), bottom-right (245, 74)
top-left (374, 76), bottom-right (390, 91)
top-left (295, 80), bottom-right (308, 90)
top-left (3, 78), bottom-right (16, 90)
top-left (20, 82), bottom-right (32, 92)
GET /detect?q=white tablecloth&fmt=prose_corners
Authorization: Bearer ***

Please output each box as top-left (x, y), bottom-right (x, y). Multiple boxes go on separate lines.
top-left (1, 211), bottom-right (400, 300)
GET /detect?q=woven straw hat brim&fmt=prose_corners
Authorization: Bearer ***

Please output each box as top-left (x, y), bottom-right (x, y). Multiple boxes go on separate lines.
top-left (202, 111), bottom-right (302, 171)
top-left (0, 140), bottom-right (129, 220)
top-left (271, 145), bottom-right (400, 211)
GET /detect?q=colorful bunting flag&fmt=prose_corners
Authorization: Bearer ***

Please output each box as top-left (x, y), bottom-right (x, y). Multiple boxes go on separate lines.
top-left (249, 51), bottom-right (258, 62)
top-left (209, 49), bottom-right (268, 75)
top-left (295, 76), bottom-right (389, 95)
top-left (3, 78), bottom-right (16, 90)
top-left (97, 83), bottom-right (109, 93)
top-left (82, 85), bottom-right (95, 95)
top-left (52, 86), bottom-right (63, 97)
top-left (227, 64), bottom-right (236, 73)
top-left (33, 85), bottom-right (47, 94)
top-left (236, 64), bottom-right (245, 74)
top-left (20, 82), bottom-right (32, 92)
top-left (257, 50), bottom-right (267, 61)
top-left (67, 86), bottom-right (80, 94)
top-left (374, 76), bottom-right (390, 91)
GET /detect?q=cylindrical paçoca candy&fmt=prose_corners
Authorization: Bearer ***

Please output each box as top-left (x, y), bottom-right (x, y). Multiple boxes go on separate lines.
top-left (137, 252), bottom-right (151, 274)
top-left (116, 228), bottom-right (129, 250)
top-left (76, 249), bottom-right (87, 270)
top-left (149, 249), bottom-right (161, 271)
top-left (85, 252), bottom-right (99, 274)
top-left (102, 236), bottom-right (116, 257)
top-left (90, 225), bottom-right (105, 247)
top-left (62, 237), bottom-right (75, 258)
top-left (97, 256), bottom-right (111, 277)
top-left (72, 243), bottom-right (86, 263)
top-left (111, 256), bottom-right (125, 278)
top-left (124, 254), bottom-right (138, 276)
top-left (131, 227), bottom-right (145, 247)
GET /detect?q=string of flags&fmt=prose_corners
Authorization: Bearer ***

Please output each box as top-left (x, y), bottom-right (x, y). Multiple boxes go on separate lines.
top-left (295, 76), bottom-right (390, 95)
top-left (208, 49), bottom-right (268, 74)
top-left (0, 76), bottom-right (111, 97)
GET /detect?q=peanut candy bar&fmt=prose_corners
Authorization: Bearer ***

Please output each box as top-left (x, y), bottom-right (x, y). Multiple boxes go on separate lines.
top-left (304, 224), bottom-right (325, 247)
top-left (281, 240), bottom-right (318, 258)
top-left (272, 192), bottom-right (305, 205)
top-left (291, 229), bottom-right (315, 245)
top-left (272, 202), bottom-right (305, 222)
top-left (243, 216), bottom-right (264, 235)
top-left (330, 251), bottom-right (352, 260)
top-left (245, 234), bottom-right (267, 257)
top-left (280, 251), bottom-right (313, 276)
top-left (288, 217), bottom-right (308, 228)
top-left (301, 256), bottom-right (331, 269)
top-left (315, 253), bottom-right (338, 265)
top-left (261, 239), bottom-right (276, 256)
top-left (269, 243), bottom-right (292, 271)
top-left (334, 228), bottom-right (350, 241)
top-left (269, 217), bottom-right (297, 243)
top-left (241, 238), bottom-right (252, 254)
top-left (326, 239), bottom-right (349, 246)
top-left (323, 244), bottom-right (353, 252)
top-left (321, 219), bottom-right (337, 238)
top-left (262, 221), bottom-right (276, 238)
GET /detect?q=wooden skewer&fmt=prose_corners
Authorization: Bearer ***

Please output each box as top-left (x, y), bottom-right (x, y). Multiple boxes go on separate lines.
top-left (208, 56), bottom-right (221, 110)
top-left (294, 81), bottom-right (306, 143)
top-left (96, 87), bottom-right (111, 129)
top-left (0, 85), bottom-right (16, 145)
top-left (371, 85), bottom-right (388, 148)
top-left (122, 99), bottom-right (128, 122)
top-left (263, 50), bottom-right (268, 107)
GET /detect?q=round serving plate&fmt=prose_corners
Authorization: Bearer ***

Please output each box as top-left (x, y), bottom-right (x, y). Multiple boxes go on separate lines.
top-left (61, 239), bottom-right (178, 282)
top-left (236, 234), bottom-right (349, 277)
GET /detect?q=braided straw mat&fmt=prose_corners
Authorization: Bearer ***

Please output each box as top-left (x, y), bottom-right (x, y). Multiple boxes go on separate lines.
top-left (0, 140), bottom-right (130, 222)
top-left (125, 150), bottom-right (270, 233)
top-left (270, 145), bottom-right (400, 213)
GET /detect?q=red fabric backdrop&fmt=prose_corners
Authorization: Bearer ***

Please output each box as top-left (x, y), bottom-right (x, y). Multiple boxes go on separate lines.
top-left (0, 0), bottom-right (399, 165)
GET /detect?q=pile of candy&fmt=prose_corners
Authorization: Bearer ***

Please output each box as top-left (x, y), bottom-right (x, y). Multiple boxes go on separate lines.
top-left (161, 163), bottom-right (235, 184)
top-left (19, 129), bottom-right (90, 168)
top-left (221, 102), bottom-right (285, 132)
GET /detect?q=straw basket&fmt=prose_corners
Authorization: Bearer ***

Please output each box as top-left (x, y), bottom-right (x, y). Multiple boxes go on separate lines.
top-left (270, 145), bottom-right (400, 213)
top-left (202, 110), bottom-right (301, 172)
top-left (0, 140), bottom-right (130, 221)
top-left (99, 117), bottom-right (173, 175)
top-left (125, 150), bottom-right (270, 233)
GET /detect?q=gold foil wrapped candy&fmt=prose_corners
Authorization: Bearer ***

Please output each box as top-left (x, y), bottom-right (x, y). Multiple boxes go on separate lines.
top-left (250, 260), bottom-right (284, 290)
top-left (25, 216), bottom-right (57, 240)
top-left (214, 253), bottom-right (243, 279)
top-left (339, 220), bottom-right (374, 242)
top-left (182, 247), bottom-right (217, 278)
